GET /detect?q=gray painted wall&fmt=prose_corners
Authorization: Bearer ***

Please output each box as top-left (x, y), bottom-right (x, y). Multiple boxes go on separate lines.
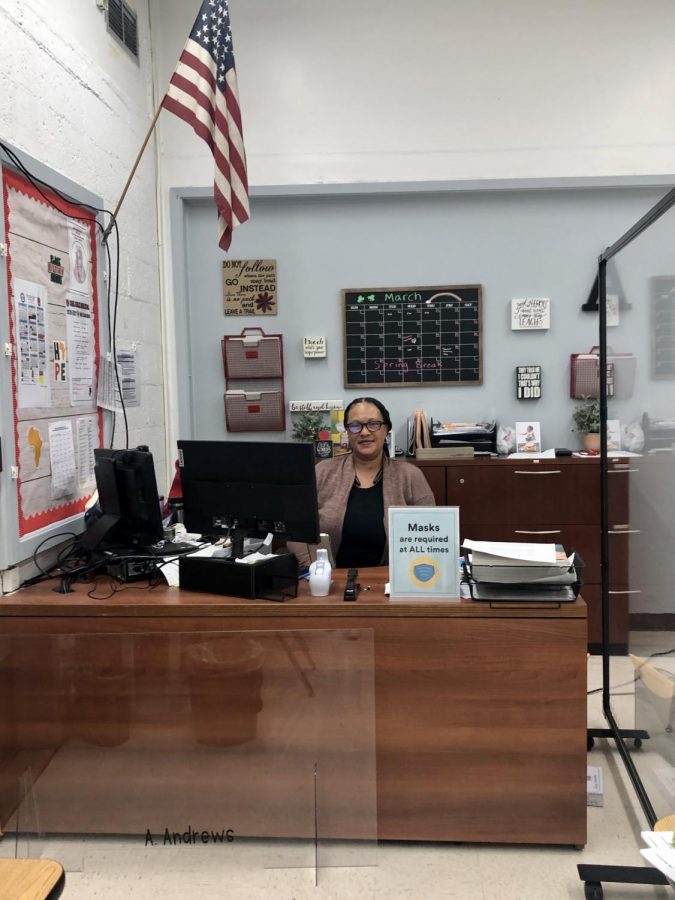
top-left (173, 182), bottom-right (670, 452)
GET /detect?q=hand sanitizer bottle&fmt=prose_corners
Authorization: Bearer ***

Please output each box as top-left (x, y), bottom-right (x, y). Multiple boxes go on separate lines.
top-left (308, 549), bottom-right (332, 597)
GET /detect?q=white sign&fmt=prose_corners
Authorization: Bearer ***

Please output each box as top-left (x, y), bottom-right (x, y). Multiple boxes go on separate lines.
top-left (388, 506), bottom-right (460, 600)
top-left (303, 336), bottom-right (326, 358)
top-left (48, 420), bottom-right (77, 498)
top-left (289, 400), bottom-right (343, 412)
top-left (606, 294), bottom-right (620, 328)
top-left (511, 297), bottom-right (551, 330)
top-left (14, 278), bottom-right (51, 409)
top-left (66, 292), bottom-right (94, 403)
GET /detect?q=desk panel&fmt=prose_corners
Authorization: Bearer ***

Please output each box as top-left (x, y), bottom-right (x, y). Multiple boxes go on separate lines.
top-left (0, 571), bottom-right (587, 846)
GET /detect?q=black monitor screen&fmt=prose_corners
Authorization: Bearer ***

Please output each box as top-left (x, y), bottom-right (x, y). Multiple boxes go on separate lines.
top-left (83, 447), bottom-right (163, 549)
top-left (177, 440), bottom-right (320, 553)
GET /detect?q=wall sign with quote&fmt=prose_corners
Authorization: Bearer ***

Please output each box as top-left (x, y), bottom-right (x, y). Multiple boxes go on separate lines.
top-left (303, 336), bottom-right (326, 358)
top-left (511, 297), bottom-right (550, 330)
top-left (342, 284), bottom-right (482, 388)
top-left (516, 365), bottom-right (541, 399)
top-left (650, 276), bottom-right (675, 379)
top-left (222, 258), bottom-right (277, 316)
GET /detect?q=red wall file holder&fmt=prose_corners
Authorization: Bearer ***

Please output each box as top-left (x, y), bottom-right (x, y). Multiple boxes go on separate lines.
top-left (224, 390), bottom-right (286, 432)
top-left (222, 328), bottom-right (285, 431)
top-left (570, 347), bottom-right (614, 399)
top-left (222, 328), bottom-right (284, 379)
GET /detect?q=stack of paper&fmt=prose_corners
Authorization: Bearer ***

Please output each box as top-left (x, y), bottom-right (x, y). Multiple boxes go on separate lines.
top-left (462, 540), bottom-right (576, 584)
top-left (641, 831), bottom-right (675, 884)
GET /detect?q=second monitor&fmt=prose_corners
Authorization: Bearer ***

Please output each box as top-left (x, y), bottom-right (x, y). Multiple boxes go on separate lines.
top-left (177, 439), bottom-right (320, 560)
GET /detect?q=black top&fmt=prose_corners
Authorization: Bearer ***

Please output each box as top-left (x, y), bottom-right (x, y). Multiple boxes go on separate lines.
top-left (335, 479), bottom-right (386, 568)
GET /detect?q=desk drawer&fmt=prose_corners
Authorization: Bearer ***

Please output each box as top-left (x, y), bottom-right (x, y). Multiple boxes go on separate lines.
top-left (449, 464), bottom-right (599, 526)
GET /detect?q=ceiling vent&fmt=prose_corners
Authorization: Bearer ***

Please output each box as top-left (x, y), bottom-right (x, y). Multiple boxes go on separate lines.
top-left (107, 0), bottom-right (139, 60)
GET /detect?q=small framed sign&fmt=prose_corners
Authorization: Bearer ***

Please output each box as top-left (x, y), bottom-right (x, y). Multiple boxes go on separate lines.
top-left (511, 297), bottom-right (550, 330)
top-left (516, 365), bottom-right (542, 399)
top-left (388, 506), bottom-right (460, 600)
top-left (303, 336), bottom-right (326, 358)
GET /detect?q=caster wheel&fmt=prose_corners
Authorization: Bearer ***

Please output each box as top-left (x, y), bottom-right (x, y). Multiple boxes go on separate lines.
top-left (584, 881), bottom-right (603, 900)
top-left (587, 735), bottom-right (595, 751)
top-left (633, 738), bottom-right (642, 749)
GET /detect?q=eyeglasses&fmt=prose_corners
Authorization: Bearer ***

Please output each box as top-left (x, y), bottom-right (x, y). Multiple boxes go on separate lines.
top-left (346, 419), bottom-right (385, 434)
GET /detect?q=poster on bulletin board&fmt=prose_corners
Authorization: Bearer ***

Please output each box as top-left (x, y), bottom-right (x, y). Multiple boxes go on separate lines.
top-left (3, 166), bottom-right (103, 537)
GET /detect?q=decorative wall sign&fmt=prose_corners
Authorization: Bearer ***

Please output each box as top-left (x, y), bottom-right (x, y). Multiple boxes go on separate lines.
top-left (516, 365), bottom-right (541, 399)
top-left (511, 297), bottom-right (550, 330)
top-left (303, 336), bottom-right (326, 358)
top-left (650, 276), bottom-right (675, 379)
top-left (221, 258), bottom-right (277, 316)
top-left (606, 294), bottom-right (620, 328)
top-left (288, 400), bottom-right (343, 412)
top-left (342, 285), bottom-right (482, 388)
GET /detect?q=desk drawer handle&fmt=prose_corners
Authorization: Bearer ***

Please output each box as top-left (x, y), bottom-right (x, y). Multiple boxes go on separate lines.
top-left (609, 529), bottom-right (640, 535)
top-left (608, 589), bottom-right (642, 595)
top-left (514, 529), bottom-right (561, 535)
top-left (514, 470), bottom-right (561, 475)
top-left (609, 468), bottom-right (639, 474)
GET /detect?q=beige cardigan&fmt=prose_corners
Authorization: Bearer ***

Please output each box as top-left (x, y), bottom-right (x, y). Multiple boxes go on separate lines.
top-left (289, 454), bottom-right (435, 568)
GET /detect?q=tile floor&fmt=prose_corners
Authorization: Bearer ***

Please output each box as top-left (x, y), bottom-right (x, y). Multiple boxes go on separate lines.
top-left (2, 653), bottom-right (673, 900)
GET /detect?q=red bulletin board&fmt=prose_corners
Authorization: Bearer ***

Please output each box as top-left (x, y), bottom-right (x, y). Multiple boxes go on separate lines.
top-left (3, 167), bottom-right (104, 536)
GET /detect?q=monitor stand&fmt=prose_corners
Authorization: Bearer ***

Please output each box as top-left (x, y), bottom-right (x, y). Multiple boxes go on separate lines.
top-left (80, 512), bottom-right (121, 551)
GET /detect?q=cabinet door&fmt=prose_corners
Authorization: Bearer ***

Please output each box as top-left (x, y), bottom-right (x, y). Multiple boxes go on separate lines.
top-left (417, 465), bottom-right (446, 505)
top-left (448, 463), bottom-right (599, 526)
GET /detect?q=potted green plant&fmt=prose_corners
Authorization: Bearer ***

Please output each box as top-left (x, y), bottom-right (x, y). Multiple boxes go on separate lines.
top-left (572, 397), bottom-right (602, 451)
top-left (291, 411), bottom-right (333, 459)
top-left (291, 411), bottom-right (326, 442)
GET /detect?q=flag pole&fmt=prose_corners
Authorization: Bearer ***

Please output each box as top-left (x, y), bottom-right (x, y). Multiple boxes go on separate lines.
top-left (102, 99), bottom-right (165, 244)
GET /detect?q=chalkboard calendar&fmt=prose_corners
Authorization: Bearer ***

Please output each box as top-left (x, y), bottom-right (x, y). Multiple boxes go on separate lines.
top-left (342, 284), bottom-right (482, 388)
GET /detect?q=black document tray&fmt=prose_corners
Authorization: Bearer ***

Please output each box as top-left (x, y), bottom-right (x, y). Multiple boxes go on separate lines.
top-left (461, 547), bottom-right (584, 603)
top-left (430, 421), bottom-right (497, 453)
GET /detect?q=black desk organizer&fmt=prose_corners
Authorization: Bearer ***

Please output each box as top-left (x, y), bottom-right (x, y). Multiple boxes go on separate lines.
top-left (460, 548), bottom-right (584, 604)
top-left (429, 420), bottom-right (497, 453)
top-left (179, 552), bottom-right (298, 602)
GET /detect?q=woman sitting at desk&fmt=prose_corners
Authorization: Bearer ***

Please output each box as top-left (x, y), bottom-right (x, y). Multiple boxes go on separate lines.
top-left (292, 397), bottom-right (435, 568)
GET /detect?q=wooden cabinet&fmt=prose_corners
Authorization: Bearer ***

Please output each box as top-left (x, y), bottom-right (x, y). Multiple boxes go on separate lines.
top-left (414, 456), bottom-right (630, 651)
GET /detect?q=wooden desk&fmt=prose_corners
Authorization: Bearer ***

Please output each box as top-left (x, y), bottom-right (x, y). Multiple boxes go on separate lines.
top-left (0, 570), bottom-right (587, 846)
top-left (0, 859), bottom-right (64, 900)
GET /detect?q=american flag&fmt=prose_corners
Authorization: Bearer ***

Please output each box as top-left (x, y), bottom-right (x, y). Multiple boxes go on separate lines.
top-left (162, 0), bottom-right (250, 250)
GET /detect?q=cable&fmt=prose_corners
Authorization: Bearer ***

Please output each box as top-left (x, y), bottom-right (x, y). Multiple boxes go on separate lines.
top-left (0, 141), bottom-right (112, 233)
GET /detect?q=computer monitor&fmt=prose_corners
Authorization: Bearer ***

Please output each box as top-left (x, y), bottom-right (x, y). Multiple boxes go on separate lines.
top-left (82, 447), bottom-right (164, 550)
top-left (177, 440), bottom-right (320, 559)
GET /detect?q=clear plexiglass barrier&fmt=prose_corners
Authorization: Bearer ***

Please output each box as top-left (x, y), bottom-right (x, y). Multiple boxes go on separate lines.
top-left (602, 188), bottom-right (675, 824)
top-left (0, 628), bottom-right (377, 890)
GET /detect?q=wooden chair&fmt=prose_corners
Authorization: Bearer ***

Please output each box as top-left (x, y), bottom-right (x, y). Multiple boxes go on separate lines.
top-left (0, 859), bottom-right (65, 900)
